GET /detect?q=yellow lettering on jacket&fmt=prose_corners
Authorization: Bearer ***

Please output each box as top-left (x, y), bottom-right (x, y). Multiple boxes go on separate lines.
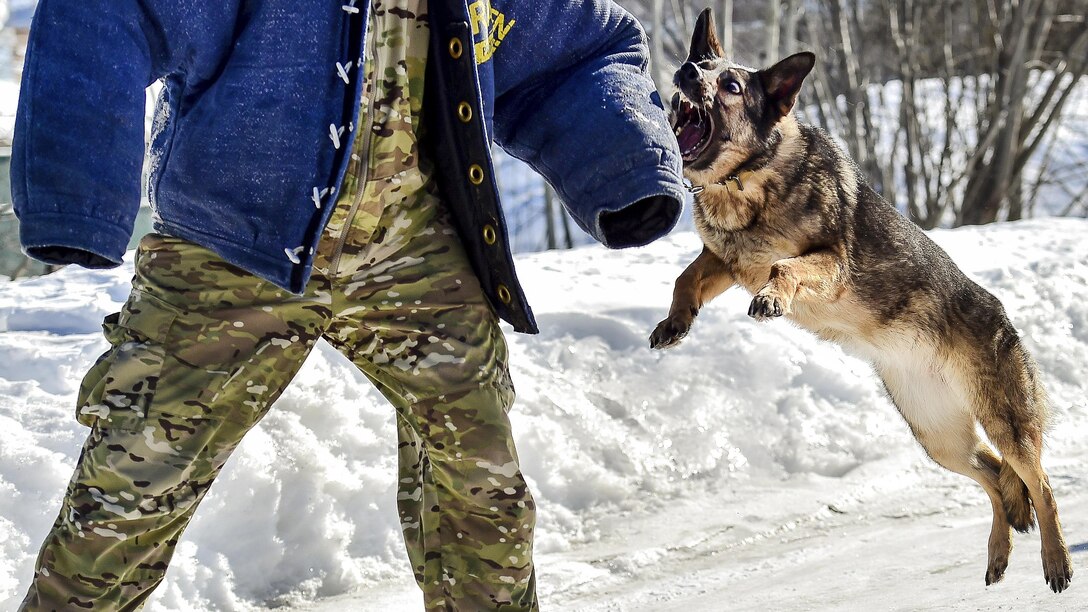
top-left (467, 0), bottom-right (515, 65)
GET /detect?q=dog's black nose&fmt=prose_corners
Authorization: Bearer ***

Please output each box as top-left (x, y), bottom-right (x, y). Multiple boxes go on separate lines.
top-left (678, 61), bottom-right (701, 86)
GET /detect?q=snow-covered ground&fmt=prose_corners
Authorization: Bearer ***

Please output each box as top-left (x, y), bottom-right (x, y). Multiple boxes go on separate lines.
top-left (2, 218), bottom-right (1086, 610)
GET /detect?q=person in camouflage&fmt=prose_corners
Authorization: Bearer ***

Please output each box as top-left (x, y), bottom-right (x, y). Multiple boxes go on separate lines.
top-left (20, 1), bottom-right (536, 610)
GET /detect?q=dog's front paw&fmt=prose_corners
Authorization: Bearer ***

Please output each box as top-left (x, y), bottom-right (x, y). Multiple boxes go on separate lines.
top-left (650, 315), bottom-right (693, 350)
top-left (748, 291), bottom-right (788, 321)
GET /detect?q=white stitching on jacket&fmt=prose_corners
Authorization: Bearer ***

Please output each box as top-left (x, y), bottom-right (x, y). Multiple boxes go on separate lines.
top-left (284, 246), bottom-right (304, 264)
top-left (312, 186), bottom-right (333, 209)
top-left (336, 61), bottom-right (353, 84)
top-left (329, 123), bottom-right (345, 149)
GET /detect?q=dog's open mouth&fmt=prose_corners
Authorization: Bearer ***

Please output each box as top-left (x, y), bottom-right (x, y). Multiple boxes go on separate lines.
top-left (672, 99), bottom-right (714, 162)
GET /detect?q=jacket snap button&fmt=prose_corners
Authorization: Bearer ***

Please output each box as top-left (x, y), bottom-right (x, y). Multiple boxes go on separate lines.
top-left (457, 101), bottom-right (473, 123)
top-left (482, 224), bottom-right (497, 245)
top-left (496, 284), bottom-right (512, 305)
top-left (449, 37), bottom-right (463, 59)
top-left (468, 164), bottom-right (485, 185)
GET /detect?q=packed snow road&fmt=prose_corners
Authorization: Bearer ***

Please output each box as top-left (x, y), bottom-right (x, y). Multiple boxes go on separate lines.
top-left (299, 450), bottom-right (1088, 610)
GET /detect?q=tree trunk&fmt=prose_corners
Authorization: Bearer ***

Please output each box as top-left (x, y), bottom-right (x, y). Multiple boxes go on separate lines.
top-left (544, 183), bottom-right (557, 250)
top-left (651, 0), bottom-right (664, 90)
top-left (720, 0), bottom-right (734, 57)
top-left (766, 0), bottom-right (780, 63)
top-left (783, 0), bottom-right (800, 56)
top-left (960, 0), bottom-right (1040, 225)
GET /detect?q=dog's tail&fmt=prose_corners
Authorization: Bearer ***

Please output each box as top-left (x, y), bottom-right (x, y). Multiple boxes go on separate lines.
top-left (1000, 459), bottom-right (1035, 533)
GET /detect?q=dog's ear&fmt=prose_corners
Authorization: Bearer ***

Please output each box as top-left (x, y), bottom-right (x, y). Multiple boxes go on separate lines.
top-left (687, 8), bottom-right (724, 62)
top-left (759, 52), bottom-right (815, 119)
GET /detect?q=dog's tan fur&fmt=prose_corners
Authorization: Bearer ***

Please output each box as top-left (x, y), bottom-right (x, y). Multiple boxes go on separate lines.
top-left (651, 8), bottom-right (1073, 591)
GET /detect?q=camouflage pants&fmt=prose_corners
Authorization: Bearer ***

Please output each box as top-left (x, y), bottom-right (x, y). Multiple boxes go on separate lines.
top-left (20, 177), bottom-right (538, 611)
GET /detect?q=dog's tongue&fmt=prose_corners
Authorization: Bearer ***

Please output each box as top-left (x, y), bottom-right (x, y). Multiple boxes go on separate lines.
top-left (677, 121), bottom-right (704, 154)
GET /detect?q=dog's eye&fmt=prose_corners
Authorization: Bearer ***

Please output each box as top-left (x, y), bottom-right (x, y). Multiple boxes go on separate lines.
top-left (723, 79), bottom-right (743, 95)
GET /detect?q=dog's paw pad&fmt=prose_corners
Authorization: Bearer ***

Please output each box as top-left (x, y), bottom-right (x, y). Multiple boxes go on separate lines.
top-left (1044, 552), bottom-right (1073, 593)
top-left (748, 294), bottom-right (785, 320)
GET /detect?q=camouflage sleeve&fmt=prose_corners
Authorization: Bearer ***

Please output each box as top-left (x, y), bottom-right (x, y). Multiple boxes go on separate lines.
top-left (491, 0), bottom-right (685, 248)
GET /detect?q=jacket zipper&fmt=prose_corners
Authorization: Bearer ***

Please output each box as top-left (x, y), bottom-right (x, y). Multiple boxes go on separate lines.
top-left (329, 4), bottom-right (380, 277)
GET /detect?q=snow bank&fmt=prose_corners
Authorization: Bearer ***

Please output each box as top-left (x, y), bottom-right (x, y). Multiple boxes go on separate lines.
top-left (1, 219), bottom-right (1087, 610)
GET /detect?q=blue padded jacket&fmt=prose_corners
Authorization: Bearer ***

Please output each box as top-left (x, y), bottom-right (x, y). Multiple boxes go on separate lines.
top-left (12, 0), bottom-right (685, 333)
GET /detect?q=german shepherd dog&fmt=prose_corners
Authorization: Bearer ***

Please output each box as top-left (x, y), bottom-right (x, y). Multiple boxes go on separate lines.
top-left (650, 7), bottom-right (1072, 592)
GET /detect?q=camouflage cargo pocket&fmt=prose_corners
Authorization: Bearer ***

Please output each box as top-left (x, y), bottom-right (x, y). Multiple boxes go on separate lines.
top-left (75, 291), bottom-right (180, 429)
top-left (80, 288), bottom-right (298, 430)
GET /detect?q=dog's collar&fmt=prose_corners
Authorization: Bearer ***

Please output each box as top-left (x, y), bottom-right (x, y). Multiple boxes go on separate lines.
top-left (686, 173), bottom-right (746, 195)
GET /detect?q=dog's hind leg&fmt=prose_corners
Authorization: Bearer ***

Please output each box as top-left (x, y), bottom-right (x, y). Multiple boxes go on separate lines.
top-left (994, 439), bottom-right (1072, 592)
top-left (912, 422), bottom-right (1013, 586)
top-left (878, 353), bottom-right (1012, 586)
top-left (969, 353), bottom-right (1072, 593)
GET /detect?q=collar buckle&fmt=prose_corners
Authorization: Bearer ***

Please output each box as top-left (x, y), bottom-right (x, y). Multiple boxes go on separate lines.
top-left (687, 174), bottom-right (744, 195)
